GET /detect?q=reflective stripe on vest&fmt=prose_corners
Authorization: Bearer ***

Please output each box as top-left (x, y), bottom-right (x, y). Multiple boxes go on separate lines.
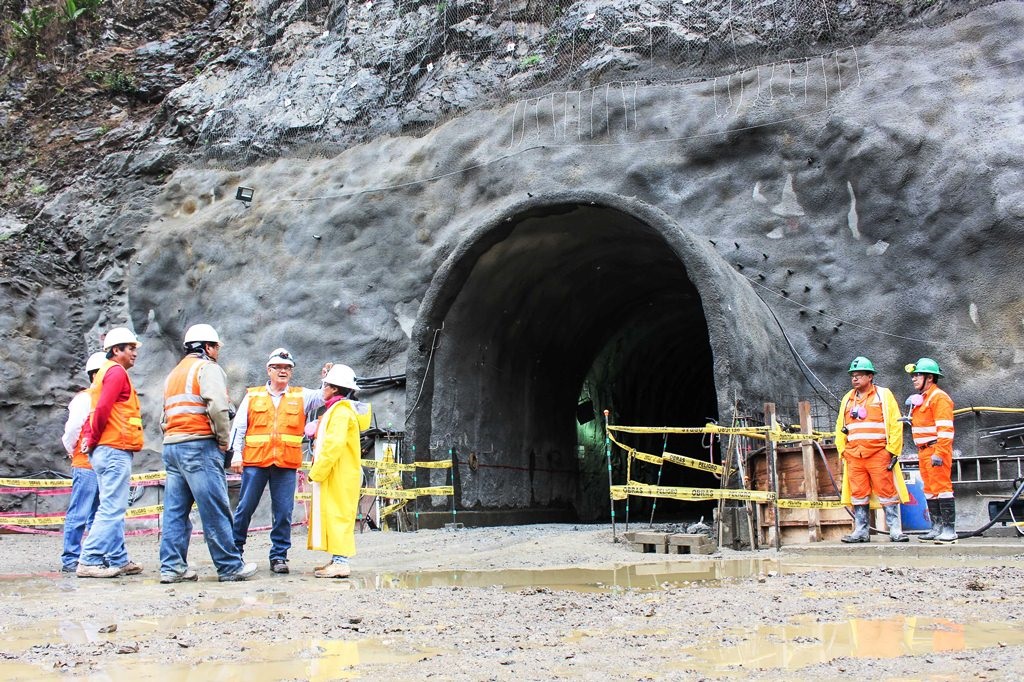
top-left (90, 360), bottom-right (144, 452)
top-left (843, 389), bottom-right (887, 457)
top-left (911, 386), bottom-right (955, 447)
top-left (242, 386), bottom-right (306, 469)
top-left (163, 356), bottom-right (214, 437)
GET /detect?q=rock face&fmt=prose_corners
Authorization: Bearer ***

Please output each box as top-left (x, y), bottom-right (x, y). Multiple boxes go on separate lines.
top-left (2, 1), bottom-right (1022, 521)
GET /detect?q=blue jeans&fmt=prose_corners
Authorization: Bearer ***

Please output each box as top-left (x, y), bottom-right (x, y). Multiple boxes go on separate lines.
top-left (160, 439), bottom-right (244, 578)
top-left (232, 465), bottom-right (297, 561)
top-left (79, 446), bottom-right (132, 568)
top-left (61, 467), bottom-right (101, 569)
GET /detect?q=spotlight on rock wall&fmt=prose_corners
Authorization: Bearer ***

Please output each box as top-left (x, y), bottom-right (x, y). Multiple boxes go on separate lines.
top-left (235, 186), bottom-right (254, 206)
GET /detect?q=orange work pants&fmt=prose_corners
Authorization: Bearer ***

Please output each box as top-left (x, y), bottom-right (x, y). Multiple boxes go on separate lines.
top-left (846, 447), bottom-right (898, 504)
top-left (918, 445), bottom-right (953, 498)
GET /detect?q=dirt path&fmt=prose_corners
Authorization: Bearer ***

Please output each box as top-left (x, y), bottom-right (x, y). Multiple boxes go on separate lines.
top-left (1, 525), bottom-right (1023, 680)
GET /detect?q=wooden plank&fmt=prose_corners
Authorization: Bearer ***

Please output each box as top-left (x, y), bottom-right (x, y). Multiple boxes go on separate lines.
top-left (800, 401), bottom-right (822, 543)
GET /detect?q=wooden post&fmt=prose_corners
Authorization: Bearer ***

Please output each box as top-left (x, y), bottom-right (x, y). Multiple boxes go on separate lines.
top-left (764, 402), bottom-right (782, 551)
top-left (799, 401), bottom-right (822, 543)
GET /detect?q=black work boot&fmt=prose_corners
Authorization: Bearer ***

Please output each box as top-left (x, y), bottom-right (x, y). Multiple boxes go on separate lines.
top-left (884, 504), bottom-right (909, 542)
top-left (934, 498), bottom-right (958, 543)
top-left (841, 505), bottom-right (870, 543)
top-left (918, 499), bottom-right (942, 541)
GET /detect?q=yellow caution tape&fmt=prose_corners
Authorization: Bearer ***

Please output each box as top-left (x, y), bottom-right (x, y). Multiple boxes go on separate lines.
top-left (0, 515), bottom-right (67, 526)
top-left (1, 503), bottom-right (165, 526)
top-left (631, 450), bottom-right (663, 466)
top-left (410, 459), bottom-right (453, 469)
top-left (611, 483), bottom-right (776, 503)
top-left (125, 504), bottom-right (163, 518)
top-left (607, 423), bottom-right (830, 442)
top-left (608, 432), bottom-right (734, 475)
top-left (360, 488), bottom-right (418, 500)
top-left (130, 471), bottom-right (167, 483)
top-left (380, 500), bottom-right (408, 518)
top-left (776, 498), bottom-right (845, 510)
top-left (0, 478), bottom-right (73, 488)
top-left (3, 472), bottom-right (169, 487)
top-left (663, 452), bottom-right (734, 476)
top-left (414, 486), bottom-right (455, 496)
top-left (360, 459), bottom-right (416, 472)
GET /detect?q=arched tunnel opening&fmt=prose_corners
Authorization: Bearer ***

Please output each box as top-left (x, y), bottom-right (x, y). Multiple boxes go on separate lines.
top-left (410, 202), bottom-right (727, 523)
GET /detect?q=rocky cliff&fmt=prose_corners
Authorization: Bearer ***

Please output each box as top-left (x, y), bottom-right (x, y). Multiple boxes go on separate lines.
top-left (2, 1), bottom-right (1021, 518)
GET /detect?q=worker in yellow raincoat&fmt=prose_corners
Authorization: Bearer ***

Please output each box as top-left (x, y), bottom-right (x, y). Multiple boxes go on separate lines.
top-left (307, 364), bottom-right (363, 578)
top-left (835, 357), bottom-right (910, 542)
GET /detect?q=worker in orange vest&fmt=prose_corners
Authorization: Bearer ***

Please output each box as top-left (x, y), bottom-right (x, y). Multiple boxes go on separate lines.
top-left (229, 349), bottom-right (330, 574)
top-left (835, 357), bottom-right (909, 543)
top-left (905, 358), bottom-right (957, 543)
top-left (159, 324), bottom-right (256, 583)
top-left (59, 351), bottom-right (106, 573)
top-left (76, 327), bottom-right (145, 578)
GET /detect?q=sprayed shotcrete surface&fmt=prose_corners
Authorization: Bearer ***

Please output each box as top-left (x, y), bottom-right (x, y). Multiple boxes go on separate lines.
top-left (1, 524), bottom-right (1022, 680)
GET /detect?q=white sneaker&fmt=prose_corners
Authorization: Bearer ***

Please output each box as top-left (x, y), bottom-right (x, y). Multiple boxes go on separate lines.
top-left (219, 562), bottom-right (258, 582)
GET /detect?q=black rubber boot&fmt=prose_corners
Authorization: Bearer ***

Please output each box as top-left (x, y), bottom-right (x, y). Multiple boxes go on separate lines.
top-left (841, 505), bottom-right (870, 543)
top-left (884, 504), bottom-right (909, 542)
top-left (935, 497), bottom-right (958, 543)
top-left (918, 499), bottom-right (942, 541)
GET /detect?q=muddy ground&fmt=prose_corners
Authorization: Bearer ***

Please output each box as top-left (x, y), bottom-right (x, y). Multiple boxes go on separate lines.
top-left (1, 524), bottom-right (1023, 681)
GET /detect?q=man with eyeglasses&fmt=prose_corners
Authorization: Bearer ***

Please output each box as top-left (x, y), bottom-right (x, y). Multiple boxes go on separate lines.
top-left (834, 356), bottom-right (908, 543)
top-left (905, 357), bottom-right (957, 543)
top-left (229, 349), bottom-right (331, 574)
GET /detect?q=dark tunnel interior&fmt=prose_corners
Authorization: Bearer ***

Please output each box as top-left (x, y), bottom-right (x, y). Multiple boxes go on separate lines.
top-left (424, 203), bottom-right (721, 522)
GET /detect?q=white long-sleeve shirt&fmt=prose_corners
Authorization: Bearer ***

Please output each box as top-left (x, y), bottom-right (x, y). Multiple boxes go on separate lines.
top-left (61, 391), bottom-right (92, 455)
top-left (229, 383), bottom-right (324, 466)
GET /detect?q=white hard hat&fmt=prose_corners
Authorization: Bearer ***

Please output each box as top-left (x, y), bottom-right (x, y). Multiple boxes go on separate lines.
top-left (102, 327), bottom-right (141, 351)
top-left (266, 347), bottom-right (295, 367)
top-left (183, 323), bottom-right (221, 346)
top-left (323, 364), bottom-right (358, 391)
top-left (85, 351), bottom-right (107, 373)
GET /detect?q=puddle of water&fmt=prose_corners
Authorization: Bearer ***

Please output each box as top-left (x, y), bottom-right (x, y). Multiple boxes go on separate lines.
top-left (668, 617), bottom-right (1024, 672)
top-left (367, 559), bottom-right (785, 592)
top-left (0, 638), bottom-right (438, 681)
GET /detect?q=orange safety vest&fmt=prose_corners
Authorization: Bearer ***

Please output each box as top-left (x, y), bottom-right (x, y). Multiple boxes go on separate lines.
top-left (911, 384), bottom-right (955, 451)
top-left (242, 386), bottom-right (306, 469)
top-left (71, 390), bottom-right (93, 469)
top-left (842, 386), bottom-right (887, 459)
top-left (163, 355), bottom-right (214, 438)
top-left (89, 360), bottom-right (144, 452)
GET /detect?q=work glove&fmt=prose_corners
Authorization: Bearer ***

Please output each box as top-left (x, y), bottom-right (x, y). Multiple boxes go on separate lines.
top-left (930, 454), bottom-right (943, 467)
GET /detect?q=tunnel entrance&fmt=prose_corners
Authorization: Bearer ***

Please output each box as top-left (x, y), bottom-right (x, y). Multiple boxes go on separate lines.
top-left (407, 196), bottom-right (803, 524)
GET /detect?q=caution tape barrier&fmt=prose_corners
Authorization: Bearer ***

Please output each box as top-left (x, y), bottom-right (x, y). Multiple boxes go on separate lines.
top-left (294, 486), bottom-right (455, 503)
top-left (609, 483), bottom-right (844, 509)
top-left (607, 423), bottom-right (832, 442)
top-left (607, 431), bottom-right (736, 476)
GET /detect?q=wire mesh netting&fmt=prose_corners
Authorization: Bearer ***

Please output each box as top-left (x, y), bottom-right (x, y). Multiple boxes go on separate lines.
top-left (185, 0), bottom-right (984, 168)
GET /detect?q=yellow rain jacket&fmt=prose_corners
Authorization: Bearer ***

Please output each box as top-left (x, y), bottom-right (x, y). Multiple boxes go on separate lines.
top-left (835, 385), bottom-right (910, 507)
top-left (307, 399), bottom-right (362, 557)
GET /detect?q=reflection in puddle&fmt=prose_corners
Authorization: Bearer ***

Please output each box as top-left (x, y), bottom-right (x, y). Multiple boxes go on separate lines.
top-left (669, 617), bottom-right (1024, 672)
top-left (370, 559), bottom-right (780, 592)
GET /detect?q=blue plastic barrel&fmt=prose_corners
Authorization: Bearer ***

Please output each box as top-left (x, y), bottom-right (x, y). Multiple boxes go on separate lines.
top-left (900, 469), bottom-right (930, 530)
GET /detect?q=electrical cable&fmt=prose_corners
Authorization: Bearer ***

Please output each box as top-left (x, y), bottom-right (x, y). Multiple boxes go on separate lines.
top-left (408, 324), bottom-right (443, 414)
top-left (955, 476), bottom-right (1024, 539)
top-left (751, 285), bottom-right (842, 412)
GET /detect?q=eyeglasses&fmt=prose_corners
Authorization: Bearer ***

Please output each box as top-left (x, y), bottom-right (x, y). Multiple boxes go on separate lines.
top-left (269, 365), bottom-right (293, 371)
